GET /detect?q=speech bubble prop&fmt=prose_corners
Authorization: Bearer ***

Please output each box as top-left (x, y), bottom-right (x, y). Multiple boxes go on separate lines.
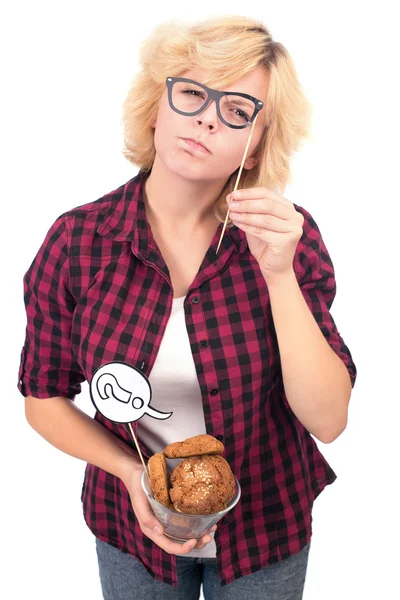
top-left (89, 361), bottom-right (173, 486)
top-left (90, 362), bottom-right (173, 424)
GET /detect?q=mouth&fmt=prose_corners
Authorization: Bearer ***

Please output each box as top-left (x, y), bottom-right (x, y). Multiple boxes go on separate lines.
top-left (180, 138), bottom-right (211, 154)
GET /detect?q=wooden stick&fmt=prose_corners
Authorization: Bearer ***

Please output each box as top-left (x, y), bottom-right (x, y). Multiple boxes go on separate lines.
top-left (128, 422), bottom-right (151, 485)
top-left (216, 113), bottom-right (259, 255)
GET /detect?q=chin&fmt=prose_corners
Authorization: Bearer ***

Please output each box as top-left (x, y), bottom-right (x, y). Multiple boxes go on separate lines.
top-left (161, 153), bottom-right (210, 181)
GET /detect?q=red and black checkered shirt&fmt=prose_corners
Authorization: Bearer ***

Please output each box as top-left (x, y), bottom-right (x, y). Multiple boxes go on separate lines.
top-left (18, 169), bottom-right (357, 587)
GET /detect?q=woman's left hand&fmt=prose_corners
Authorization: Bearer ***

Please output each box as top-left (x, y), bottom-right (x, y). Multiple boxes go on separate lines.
top-left (227, 187), bottom-right (304, 284)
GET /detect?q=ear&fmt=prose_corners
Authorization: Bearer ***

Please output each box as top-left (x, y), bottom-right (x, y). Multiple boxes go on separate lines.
top-left (243, 156), bottom-right (259, 170)
top-left (151, 118), bottom-right (157, 128)
top-left (243, 123), bottom-right (266, 170)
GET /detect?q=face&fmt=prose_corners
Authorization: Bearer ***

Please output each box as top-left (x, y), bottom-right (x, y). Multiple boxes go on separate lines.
top-left (151, 66), bottom-right (269, 182)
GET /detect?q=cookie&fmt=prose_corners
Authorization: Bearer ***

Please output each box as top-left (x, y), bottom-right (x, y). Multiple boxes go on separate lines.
top-left (163, 434), bottom-right (224, 459)
top-left (148, 452), bottom-right (172, 508)
top-left (169, 454), bottom-right (236, 515)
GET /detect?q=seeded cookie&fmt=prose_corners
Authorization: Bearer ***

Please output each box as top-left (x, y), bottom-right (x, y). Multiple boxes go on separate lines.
top-left (148, 453), bottom-right (171, 508)
top-left (169, 455), bottom-right (236, 515)
top-left (163, 434), bottom-right (224, 458)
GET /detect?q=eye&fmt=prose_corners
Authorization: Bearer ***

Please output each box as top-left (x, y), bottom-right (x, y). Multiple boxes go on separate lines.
top-left (233, 108), bottom-right (250, 122)
top-left (182, 88), bottom-right (206, 99)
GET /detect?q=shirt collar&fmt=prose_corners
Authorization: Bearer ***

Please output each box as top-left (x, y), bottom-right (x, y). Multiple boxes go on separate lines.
top-left (97, 169), bottom-right (248, 256)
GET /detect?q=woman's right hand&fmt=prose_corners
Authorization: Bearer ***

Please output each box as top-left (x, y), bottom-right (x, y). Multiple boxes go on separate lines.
top-left (123, 462), bottom-right (217, 555)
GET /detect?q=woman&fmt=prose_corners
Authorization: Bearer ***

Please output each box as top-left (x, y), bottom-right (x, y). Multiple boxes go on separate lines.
top-left (18, 14), bottom-right (357, 600)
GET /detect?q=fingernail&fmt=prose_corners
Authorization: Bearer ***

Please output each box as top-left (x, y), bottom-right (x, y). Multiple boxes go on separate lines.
top-left (153, 526), bottom-right (162, 534)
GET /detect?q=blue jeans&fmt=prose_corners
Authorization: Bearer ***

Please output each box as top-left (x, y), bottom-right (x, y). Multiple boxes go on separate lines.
top-left (96, 537), bottom-right (311, 599)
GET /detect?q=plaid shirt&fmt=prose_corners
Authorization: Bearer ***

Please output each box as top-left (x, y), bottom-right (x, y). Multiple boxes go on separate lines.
top-left (18, 169), bottom-right (357, 587)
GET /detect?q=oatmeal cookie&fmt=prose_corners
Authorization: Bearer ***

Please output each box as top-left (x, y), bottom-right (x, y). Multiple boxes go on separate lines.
top-left (169, 454), bottom-right (235, 515)
top-left (163, 434), bottom-right (224, 459)
top-left (148, 452), bottom-right (171, 508)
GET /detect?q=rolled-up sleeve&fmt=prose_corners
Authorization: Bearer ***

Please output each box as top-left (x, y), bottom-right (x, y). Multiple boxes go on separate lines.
top-left (17, 215), bottom-right (86, 400)
top-left (293, 205), bottom-right (357, 388)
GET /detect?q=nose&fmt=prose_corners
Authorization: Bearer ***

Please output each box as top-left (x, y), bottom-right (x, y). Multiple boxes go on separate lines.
top-left (195, 98), bottom-right (219, 129)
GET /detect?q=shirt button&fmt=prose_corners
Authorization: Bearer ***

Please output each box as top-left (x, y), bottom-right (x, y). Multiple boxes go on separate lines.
top-left (191, 296), bottom-right (200, 304)
top-left (215, 434), bottom-right (224, 441)
top-left (199, 339), bottom-right (209, 349)
top-left (210, 388), bottom-right (219, 395)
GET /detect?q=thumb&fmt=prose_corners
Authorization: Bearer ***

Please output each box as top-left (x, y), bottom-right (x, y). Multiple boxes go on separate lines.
top-left (132, 485), bottom-right (164, 535)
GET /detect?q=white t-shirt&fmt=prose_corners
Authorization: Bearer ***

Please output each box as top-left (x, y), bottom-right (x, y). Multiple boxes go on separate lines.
top-left (136, 295), bottom-right (217, 558)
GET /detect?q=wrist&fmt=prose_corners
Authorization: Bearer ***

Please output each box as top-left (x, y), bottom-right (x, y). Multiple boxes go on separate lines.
top-left (117, 451), bottom-right (143, 485)
top-left (263, 267), bottom-right (296, 289)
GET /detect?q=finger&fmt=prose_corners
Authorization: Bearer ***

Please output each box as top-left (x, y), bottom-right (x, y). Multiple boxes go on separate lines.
top-left (131, 490), bottom-right (165, 536)
top-left (171, 538), bottom-right (201, 555)
top-left (230, 219), bottom-right (285, 240)
top-left (142, 524), bottom-right (215, 554)
top-left (230, 212), bottom-right (295, 232)
top-left (190, 533), bottom-right (213, 550)
top-left (191, 524), bottom-right (217, 549)
top-left (231, 187), bottom-right (292, 207)
top-left (150, 530), bottom-right (199, 555)
top-left (166, 526), bottom-right (216, 553)
top-left (227, 197), bottom-right (293, 220)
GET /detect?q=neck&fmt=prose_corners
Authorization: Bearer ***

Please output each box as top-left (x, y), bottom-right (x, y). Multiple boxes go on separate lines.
top-left (143, 155), bottom-right (227, 234)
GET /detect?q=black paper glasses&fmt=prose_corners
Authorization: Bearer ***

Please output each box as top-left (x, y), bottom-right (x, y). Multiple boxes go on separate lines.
top-left (166, 77), bottom-right (264, 130)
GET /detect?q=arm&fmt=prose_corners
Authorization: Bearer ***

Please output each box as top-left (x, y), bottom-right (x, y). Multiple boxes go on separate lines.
top-left (267, 206), bottom-right (357, 444)
top-left (25, 394), bottom-right (141, 484)
top-left (18, 215), bottom-right (140, 484)
top-left (267, 269), bottom-right (352, 444)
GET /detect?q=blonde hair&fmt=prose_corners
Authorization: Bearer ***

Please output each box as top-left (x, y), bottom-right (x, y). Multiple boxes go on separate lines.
top-left (122, 14), bottom-right (313, 225)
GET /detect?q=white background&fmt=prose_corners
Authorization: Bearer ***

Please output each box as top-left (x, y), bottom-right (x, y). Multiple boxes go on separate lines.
top-left (1, 1), bottom-right (399, 598)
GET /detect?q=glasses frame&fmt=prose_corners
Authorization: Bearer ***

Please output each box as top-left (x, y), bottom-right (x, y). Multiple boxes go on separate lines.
top-left (166, 76), bottom-right (264, 130)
